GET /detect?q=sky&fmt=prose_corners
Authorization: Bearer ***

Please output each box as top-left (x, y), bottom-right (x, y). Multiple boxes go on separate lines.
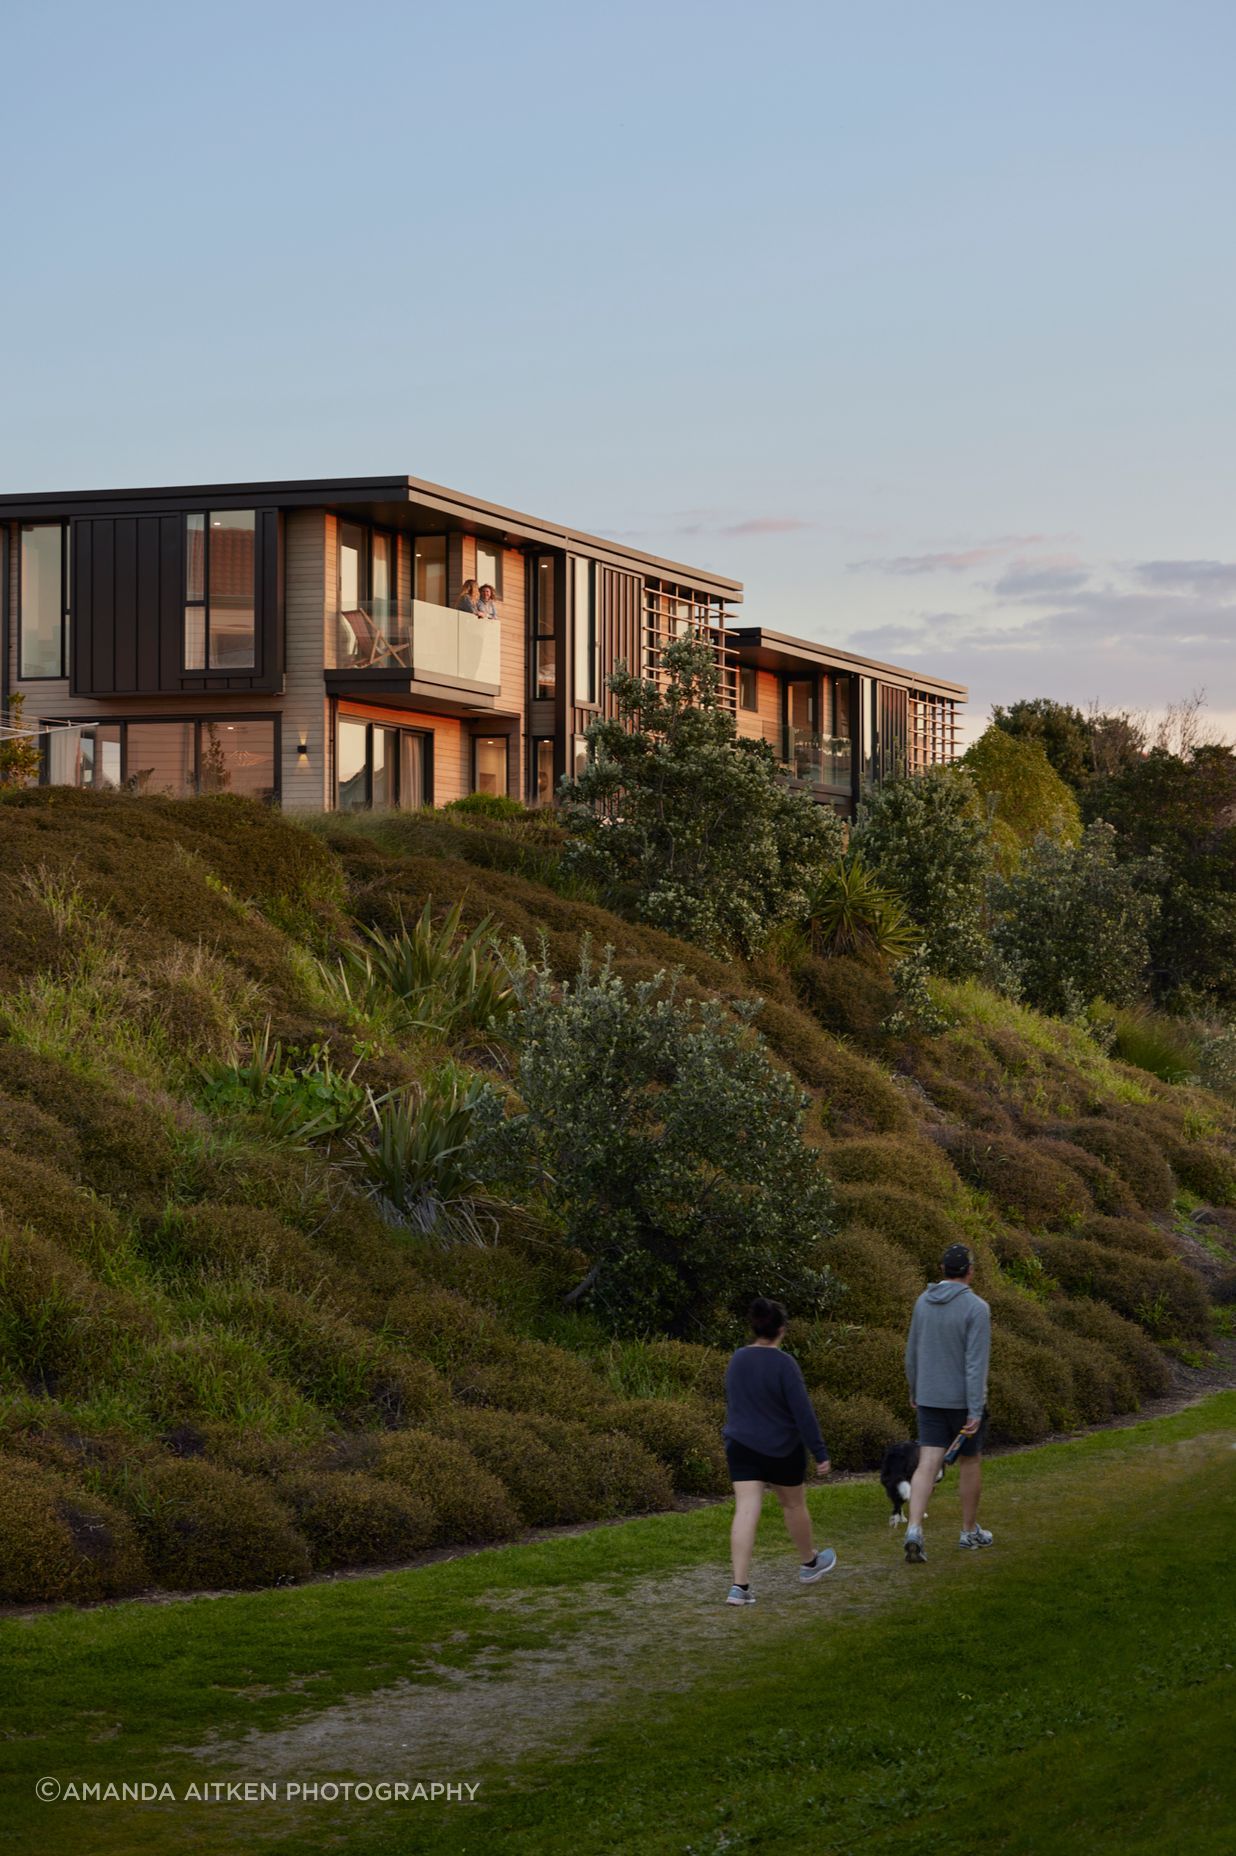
top-left (2, 0), bottom-right (1233, 740)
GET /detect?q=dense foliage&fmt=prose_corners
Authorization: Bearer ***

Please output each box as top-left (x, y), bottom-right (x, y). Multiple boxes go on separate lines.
top-left (482, 950), bottom-right (839, 1336)
top-left (561, 639), bottom-right (845, 955)
top-left (962, 726), bottom-right (1081, 870)
top-left (852, 765), bottom-right (991, 978)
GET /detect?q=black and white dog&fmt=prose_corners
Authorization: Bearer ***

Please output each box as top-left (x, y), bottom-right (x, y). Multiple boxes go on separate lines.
top-left (879, 1442), bottom-right (944, 1528)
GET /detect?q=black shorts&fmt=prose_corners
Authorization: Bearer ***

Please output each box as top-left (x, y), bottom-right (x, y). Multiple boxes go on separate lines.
top-left (725, 1439), bottom-right (807, 1486)
top-left (916, 1405), bottom-right (988, 1456)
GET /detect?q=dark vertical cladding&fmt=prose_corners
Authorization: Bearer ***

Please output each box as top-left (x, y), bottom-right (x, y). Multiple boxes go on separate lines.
top-left (70, 508), bottom-right (281, 696)
top-left (598, 565), bottom-right (642, 715)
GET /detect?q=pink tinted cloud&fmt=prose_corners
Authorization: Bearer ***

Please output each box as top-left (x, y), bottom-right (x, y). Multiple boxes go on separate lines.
top-left (848, 534), bottom-right (1052, 575)
top-left (719, 515), bottom-right (815, 537)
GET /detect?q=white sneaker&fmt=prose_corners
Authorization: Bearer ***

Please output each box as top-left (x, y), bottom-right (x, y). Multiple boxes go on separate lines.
top-left (959, 1526), bottom-right (994, 1549)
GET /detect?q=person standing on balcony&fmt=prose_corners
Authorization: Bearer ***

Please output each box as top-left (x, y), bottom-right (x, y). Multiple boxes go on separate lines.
top-left (457, 578), bottom-right (480, 613)
top-left (477, 583), bottom-right (500, 621)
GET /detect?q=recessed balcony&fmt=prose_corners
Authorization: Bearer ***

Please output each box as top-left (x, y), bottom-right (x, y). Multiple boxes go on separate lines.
top-left (332, 599), bottom-right (502, 696)
top-left (762, 721), bottom-right (853, 790)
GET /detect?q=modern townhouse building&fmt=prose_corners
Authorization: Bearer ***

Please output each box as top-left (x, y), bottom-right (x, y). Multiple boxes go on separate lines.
top-left (0, 474), bottom-right (965, 816)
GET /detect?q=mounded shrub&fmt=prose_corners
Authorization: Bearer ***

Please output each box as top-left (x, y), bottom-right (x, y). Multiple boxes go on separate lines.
top-left (0, 1220), bottom-right (148, 1396)
top-left (1034, 1237), bottom-right (1210, 1340)
top-left (0, 1454), bottom-right (149, 1604)
top-left (595, 1399), bottom-right (729, 1495)
top-left (372, 1430), bottom-right (521, 1542)
top-left (1062, 1119), bottom-right (1175, 1213)
top-left (820, 1135), bottom-right (959, 1199)
top-left (794, 955), bottom-right (896, 1043)
top-left (450, 1336), bottom-right (610, 1420)
top-left (0, 1042), bottom-right (178, 1202)
top-left (0, 1092), bottom-right (83, 1175)
top-left (633, 1339), bottom-right (730, 1405)
top-left (433, 1407), bottom-right (672, 1526)
top-left (1048, 1299), bottom-right (1172, 1400)
top-left (811, 1392), bottom-right (903, 1470)
top-left (148, 1203), bottom-right (325, 1292)
top-left (1038, 1140), bottom-right (1139, 1218)
top-left (381, 1288), bottom-right (504, 1373)
top-left (821, 1228), bottom-right (926, 1329)
top-left (1076, 1215), bottom-right (1172, 1261)
top-left (831, 1186), bottom-right (969, 1276)
top-left (793, 1323), bottom-right (911, 1421)
top-left (1159, 1138), bottom-right (1236, 1207)
top-left (1046, 1329), bottom-right (1137, 1423)
top-left (137, 1330), bottom-right (312, 1431)
top-left (986, 1354), bottom-right (1052, 1445)
top-left (942, 1132), bottom-right (1091, 1229)
top-left (991, 1330), bottom-right (1076, 1431)
top-left (755, 1002), bottom-right (909, 1131)
top-left (276, 1469), bottom-right (435, 1571)
top-left (0, 1151), bottom-right (126, 1264)
top-left (910, 1060), bottom-right (1013, 1133)
top-left (118, 1457), bottom-right (311, 1590)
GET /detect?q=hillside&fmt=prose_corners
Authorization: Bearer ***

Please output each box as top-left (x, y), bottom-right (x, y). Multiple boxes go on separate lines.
top-left (0, 789), bottom-right (1232, 1606)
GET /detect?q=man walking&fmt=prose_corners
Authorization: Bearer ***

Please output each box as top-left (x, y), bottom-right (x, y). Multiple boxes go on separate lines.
top-left (902, 1243), bottom-right (992, 1563)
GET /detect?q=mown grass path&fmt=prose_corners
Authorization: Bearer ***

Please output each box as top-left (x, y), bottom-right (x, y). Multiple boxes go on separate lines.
top-left (5, 1395), bottom-right (1235, 1856)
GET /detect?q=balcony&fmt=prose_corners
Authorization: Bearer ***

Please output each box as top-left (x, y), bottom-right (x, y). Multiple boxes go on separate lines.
top-left (333, 599), bottom-right (501, 694)
top-left (762, 721), bottom-right (853, 790)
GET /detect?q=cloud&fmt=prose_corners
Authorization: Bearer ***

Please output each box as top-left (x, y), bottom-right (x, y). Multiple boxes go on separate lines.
top-left (991, 558), bottom-right (1091, 599)
top-left (848, 534), bottom-right (1051, 575)
top-left (1133, 559), bottom-right (1236, 594)
top-left (719, 515), bottom-right (815, 536)
top-left (608, 510), bottom-right (815, 541)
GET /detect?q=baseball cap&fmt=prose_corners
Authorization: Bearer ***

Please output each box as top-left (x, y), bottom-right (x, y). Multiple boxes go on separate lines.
top-left (941, 1243), bottom-right (973, 1278)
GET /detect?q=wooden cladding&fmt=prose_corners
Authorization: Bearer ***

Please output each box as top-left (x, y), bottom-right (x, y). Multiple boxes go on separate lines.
top-left (597, 566), bottom-right (642, 718)
top-left (907, 690), bottom-right (961, 772)
top-left (69, 509), bottom-right (281, 697)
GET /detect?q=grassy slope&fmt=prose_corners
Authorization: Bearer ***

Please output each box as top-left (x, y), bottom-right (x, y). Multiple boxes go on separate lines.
top-left (0, 789), bottom-right (1233, 1606)
top-left (3, 1395), bottom-right (1234, 1856)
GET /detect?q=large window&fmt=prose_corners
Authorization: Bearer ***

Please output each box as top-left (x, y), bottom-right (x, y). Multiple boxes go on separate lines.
top-left (20, 524), bottom-right (69, 680)
top-left (473, 736), bottom-right (508, 798)
top-left (476, 542), bottom-right (503, 599)
top-left (414, 536), bottom-right (447, 606)
top-left (337, 718), bottom-right (430, 811)
top-left (45, 717), bottom-right (275, 799)
top-left (573, 558), bottom-right (596, 705)
top-left (532, 738), bottom-right (555, 806)
top-left (532, 556), bottom-right (556, 699)
top-left (185, 511), bottom-right (256, 671)
top-left (738, 666), bottom-right (758, 712)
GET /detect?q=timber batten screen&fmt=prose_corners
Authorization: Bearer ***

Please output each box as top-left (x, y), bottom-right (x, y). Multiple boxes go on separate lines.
top-left (642, 578), bottom-right (738, 714)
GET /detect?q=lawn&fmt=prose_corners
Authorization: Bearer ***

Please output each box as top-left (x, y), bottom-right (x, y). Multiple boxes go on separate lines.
top-left (4, 1395), bottom-right (1234, 1856)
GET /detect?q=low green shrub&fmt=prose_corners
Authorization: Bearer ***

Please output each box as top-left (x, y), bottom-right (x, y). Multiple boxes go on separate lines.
top-left (1034, 1236), bottom-right (1211, 1340)
top-left (811, 1392), bottom-right (903, 1470)
top-left (147, 1202), bottom-right (326, 1291)
top-left (137, 1330), bottom-right (313, 1431)
top-left (794, 954), bottom-right (897, 1043)
top-left (909, 1060), bottom-right (1013, 1133)
top-left (814, 1229), bottom-right (924, 1332)
top-left (793, 1322), bottom-right (911, 1420)
top-left (276, 1469), bottom-right (435, 1571)
top-left (0, 1221), bottom-right (148, 1396)
top-left (608, 1338), bottom-right (729, 1407)
top-left (443, 793), bottom-right (528, 820)
top-left (1076, 1215), bottom-right (1173, 1260)
top-left (596, 1399), bottom-right (729, 1495)
top-left (0, 1454), bottom-right (148, 1604)
top-left (986, 1355), bottom-right (1052, 1445)
top-left (372, 1430), bottom-right (521, 1542)
top-left (1063, 1119), bottom-right (1175, 1212)
top-left (0, 1091), bottom-right (83, 1174)
top-left (0, 1041), bottom-right (178, 1203)
top-left (1046, 1328), bottom-right (1137, 1423)
top-left (116, 1456), bottom-right (311, 1590)
top-left (819, 1135), bottom-right (958, 1199)
top-left (451, 1336), bottom-right (610, 1419)
top-left (991, 1329), bottom-right (1076, 1431)
top-left (1048, 1298), bottom-right (1172, 1401)
top-left (1110, 1007), bottom-right (1198, 1084)
top-left (830, 1186), bottom-right (969, 1276)
top-left (1038, 1140), bottom-right (1139, 1217)
top-left (1159, 1138), bottom-right (1236, 1207)
top-left (433, 1407), bottom-right (673, 1526)
top-left (0, 1151), bottom-right (127, 1265)
top-left (942, 1132), bottom-right (1091, 1229)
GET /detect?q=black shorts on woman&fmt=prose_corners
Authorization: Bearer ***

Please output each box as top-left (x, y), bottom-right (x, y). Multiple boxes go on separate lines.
top-left (724, 1439), bottom-right (808, 1485)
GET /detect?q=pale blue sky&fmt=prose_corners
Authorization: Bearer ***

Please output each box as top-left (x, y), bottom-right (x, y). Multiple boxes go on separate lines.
top-left (3, 1), bottom-right (1234, 735)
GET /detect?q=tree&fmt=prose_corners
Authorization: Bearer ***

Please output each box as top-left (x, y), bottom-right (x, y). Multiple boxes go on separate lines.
top-left (991, 697), bottom-right (1095, 789)
top-left (481, 950), bottom-right (839, 1337)
top-left (560, 638), bottom-right (845, 955)
top-left (991, 823), bottom-right (1161, 1017)
top-left (851, 765), bottom-right (991, 979)
top-left (0, 694), bottom-right (41, 788)
top-left (1086, 745), bottom-right (1236, 1006)
top-left (962, 726), bottom-right (1081, 871)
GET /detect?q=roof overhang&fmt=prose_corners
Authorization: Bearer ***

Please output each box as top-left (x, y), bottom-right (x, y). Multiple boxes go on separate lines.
top-left (0, 474), bottom-right (743, 601)
top-left (732, 627), bottom-right (967, 700)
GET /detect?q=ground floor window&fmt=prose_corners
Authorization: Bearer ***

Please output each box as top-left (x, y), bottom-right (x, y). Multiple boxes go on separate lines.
top-left (571, 733), bottom-right (589, 779)
top-left (472, 735), bottom-right (508, 798)
top-left (337, 717), bottom-right (430, 811)
top-left (44, 717), bottom-right (276, 800)
top-left (532, 738), bottom-right (555, 805)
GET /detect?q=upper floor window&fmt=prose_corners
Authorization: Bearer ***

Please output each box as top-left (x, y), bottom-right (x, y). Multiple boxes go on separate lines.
top-left (19, 524), bottom-right (69, 680)
top-left (476, 542), bottom-right (503, 599)
top-left (738, 666), bottom-right (758, 712)
top-left (184, 510), bottom-right (256, 671)
top-left (532, 556), bottom-right (556, 699)
top-left (414, 536), bottom-right (447, 606)
top-left (573, 558), bottom-right (596, 706)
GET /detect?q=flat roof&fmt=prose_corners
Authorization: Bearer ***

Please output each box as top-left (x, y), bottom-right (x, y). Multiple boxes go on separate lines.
top-left (0, 473), bottom-right (743, 600)
top-left (733, 627), bottom-right (967, 700)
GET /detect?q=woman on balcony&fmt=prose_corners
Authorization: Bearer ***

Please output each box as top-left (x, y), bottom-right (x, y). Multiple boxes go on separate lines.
top-left (457, 578), bottom-right (480, 613)
top-left (477, 583), bottom-right (500, 622)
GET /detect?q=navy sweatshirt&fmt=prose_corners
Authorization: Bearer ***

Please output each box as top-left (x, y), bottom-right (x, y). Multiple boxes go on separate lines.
top-left (724, 1344), bottom-right (828, 1462)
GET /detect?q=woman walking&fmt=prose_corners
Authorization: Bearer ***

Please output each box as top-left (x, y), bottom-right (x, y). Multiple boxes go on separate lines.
top-left (724, 1298), bottom-right (836, 1605)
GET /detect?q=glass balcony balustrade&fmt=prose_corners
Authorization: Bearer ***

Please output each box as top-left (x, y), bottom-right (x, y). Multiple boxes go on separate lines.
top-left (335, 599), bottom-right (501, 688)
top-left (761, 721), bottom-right (852, 788)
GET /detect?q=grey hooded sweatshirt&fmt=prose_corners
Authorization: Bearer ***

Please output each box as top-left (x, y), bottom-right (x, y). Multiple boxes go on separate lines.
top-left (905, 1281), bottom-right (991, 1418)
